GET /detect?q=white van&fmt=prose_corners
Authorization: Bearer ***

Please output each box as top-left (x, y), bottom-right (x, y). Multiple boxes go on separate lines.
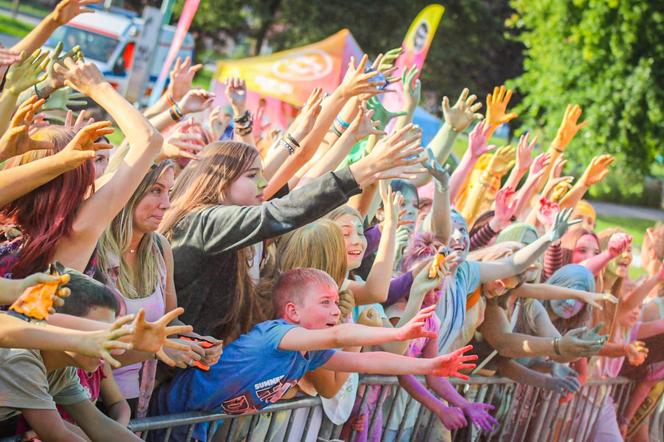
top-left (44, 7), bottom-right (195, 102)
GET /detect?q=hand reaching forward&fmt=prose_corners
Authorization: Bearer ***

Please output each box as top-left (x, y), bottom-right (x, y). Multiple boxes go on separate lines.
top-left (83, 314), bottom-right (135, 368)
top-left (423, 149), bottom-right (450, 189)
top-left (394, 305), bottom-right (438, 340)
top-left (485, 85), bottom-right (517, 128)
top-left (442, 88), bottom-right (483, 132)
top-left (608, 232), bottom-right (632, 258)
top-left (338, 54), bottom-right (385, 99)
top-left (491, 186), bottom-right (518, 230)
top-left (357, 307), bottom-right (383, 328)
top-left (626, 341), bottom-right (648, 366)
top-left (54, 120), bottom-right (114, 169)
top-left (0, 47), bottom-right (21, 67)
top-left (5, 50), bottom-right (49, 95)
top-left (547, 207), bottom-right (582, 241)
top-left (377, 47), bottom-right (403, 72)
top-left (434, 403), bottom-right (467, 430)
top-left (528, 152), bottom-right (551, 183)
top-left (552, 104), bottom-right (588, 150)
top-left (178, 88), bottom-right (215, 115)
top-left (366, 96), bottom-right (407, 130)
top-left (168, 56), bottom-right (203, 101)
top-left (578, 291), bottom-right (618, 309)
top-left (379, 180), bottom-right (402, 228)
top-left (348, 103), bottom-right (384, 142)
top-left (428, 345), bottom-right (478, 379)
top-left (559, 326), bottom-right (606, 357)
top-left (467, 121), bottom-right (494, 159)
top-left (52, 0), bottom-right (101, 25)
top-left (161, 131), bottom-right (204, 161)
top-left (125, 307), bottom-right (193, 354)
top-left (402, 65), bottom-right (421, 111)
top-left (0, 96), bottom-right (53, 161)
top-left (515, 132), bottom-right (537, 172)
top-left (54, 57), bottom-right (106, 96)
top-left (462, 402), bottom-right (498, 432)
top-left (288, 87), bottom-right (323, 144)
top-left (581, 154), bottom-right (614, 186)
top-left (487, 145), bottom-right (516, 176)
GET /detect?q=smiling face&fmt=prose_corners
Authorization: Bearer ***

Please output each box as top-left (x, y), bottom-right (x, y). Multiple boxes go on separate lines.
top-left (133, 167), bottom-right (174, 234)
top-left (335, 213), bottom-right (367, 271)
top-left (550, 298), bottom-right (585, 319)
top-left (448, 212), bottom-right (470, 261)
top-left (607, 246), bottom-right (633, 278)
top-left (572, 234), bottom-right (601, 264)
top-left (226, 157), bottom-right (267, 206)
top-left (295, 283), bottom-right (341, 329)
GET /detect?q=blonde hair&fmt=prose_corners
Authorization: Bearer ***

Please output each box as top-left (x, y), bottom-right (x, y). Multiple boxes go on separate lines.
top-left (598, 227), bottom-right (626, 337)
top-left (276, 220), bottom-right (347, 288)
top-left (97, 161), bottom-right (174, 299)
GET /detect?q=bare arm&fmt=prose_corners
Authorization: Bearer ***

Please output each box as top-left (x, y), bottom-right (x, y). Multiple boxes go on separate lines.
top-left (22, 409), bottom-right (87, 442)
top-left (621, 272), bottom-right (663, 313)
top-left (99, 362), bottom-right (131, 426)
top-left (63, 399), bottom-right (141, 441)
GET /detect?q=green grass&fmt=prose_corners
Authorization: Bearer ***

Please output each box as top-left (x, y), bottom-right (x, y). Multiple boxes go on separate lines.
top-left (192, 68), bottom-right (214, 90)
top-left (0, 0), bottom-right (49, 17)
top-left (0, 14), bottom-right (33, 37)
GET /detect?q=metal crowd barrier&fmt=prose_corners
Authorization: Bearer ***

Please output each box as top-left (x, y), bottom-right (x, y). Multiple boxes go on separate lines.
top-left (124, 376), bottom-right (649, 442)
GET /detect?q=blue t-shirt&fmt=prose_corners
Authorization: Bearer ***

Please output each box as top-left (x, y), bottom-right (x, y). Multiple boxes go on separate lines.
top-left (437, 260), bottom-right (481, 353)
top-left (153, 319), bottom-right (335, 441)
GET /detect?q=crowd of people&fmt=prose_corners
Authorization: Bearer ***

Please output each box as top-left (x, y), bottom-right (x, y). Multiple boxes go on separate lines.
top-left (1, 1), bottom-right (664, 441)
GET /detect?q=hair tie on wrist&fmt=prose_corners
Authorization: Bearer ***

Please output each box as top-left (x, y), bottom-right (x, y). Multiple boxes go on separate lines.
top-left (335, 116), bottom-right (350, 129)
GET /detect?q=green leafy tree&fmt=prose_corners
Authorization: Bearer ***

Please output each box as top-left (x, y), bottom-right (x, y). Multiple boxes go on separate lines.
top-left (508, 0), bottom-right (664, 204)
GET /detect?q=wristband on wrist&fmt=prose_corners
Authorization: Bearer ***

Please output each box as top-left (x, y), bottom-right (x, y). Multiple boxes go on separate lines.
top-left (234, 110), bottom-right (251, 125)
top-left (280, 138), bottom-right (296, 155)
top-left (553, 337), bottom-right (562, 356)
top-left (286, 133), bottom-right (300, 148)
top-left (167, 93), bottom-right (176, 107)
top-left (169, 104), bottom-right (183, 121)
top-left (335, 116), bottom-right (350, 129)
top-left (34, 83), bottom-right (44, 100)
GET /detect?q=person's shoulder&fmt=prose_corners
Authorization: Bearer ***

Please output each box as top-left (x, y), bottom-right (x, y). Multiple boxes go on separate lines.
top-left (0, 347), bottom-right (42, 366)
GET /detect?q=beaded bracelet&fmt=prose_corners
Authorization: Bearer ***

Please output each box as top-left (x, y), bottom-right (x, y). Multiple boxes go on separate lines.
top-left (280, 138), bottom-right (296, 155)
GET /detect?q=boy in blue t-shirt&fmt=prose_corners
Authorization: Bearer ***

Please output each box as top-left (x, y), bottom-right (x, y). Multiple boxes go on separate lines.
top-left (151, 268), bottom-right (477, 441)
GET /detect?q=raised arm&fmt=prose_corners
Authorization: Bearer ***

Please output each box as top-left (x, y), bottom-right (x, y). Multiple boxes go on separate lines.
top-left (504, 133), bottom-right (536, 191)
top-left (430, 88), bottom-right (483, 165)
top-left (346, 182), bottom-right (400, 304)
top-left (478, 208), bottom-right (580, 283)
top-left (621, 264), bottom-right (664, 312)
top-left (513, 153), bottom-right (551, 220)
top-left (52, 59), bottom-right (162, 271)
top-left (448, 121), bottom-right (494, 202)
top-left (264, 55), bottom-right (384, 199)
top-left (580, 232), bottom-right (630, 275)
top-left (559, 155), bottom-right (614, 209)
top-left (422, 151), bottom-right (451, 243)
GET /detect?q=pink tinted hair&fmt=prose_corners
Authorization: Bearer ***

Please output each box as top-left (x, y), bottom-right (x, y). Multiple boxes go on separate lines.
top-left (2, 127), bottom-right (95, 277)
top-left (401, 231), bottom-right (443, 272)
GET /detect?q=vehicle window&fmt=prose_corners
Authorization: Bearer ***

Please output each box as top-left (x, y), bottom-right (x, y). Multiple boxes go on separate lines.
top-left (47, 26), bottom-right (119, 63)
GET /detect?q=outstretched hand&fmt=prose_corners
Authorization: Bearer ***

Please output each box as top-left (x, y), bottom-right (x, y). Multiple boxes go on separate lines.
top-left (429, 344), bottom-right (478, 379)
top-left (547, 207), bottom-right (582, 241)
top-left (339, 54), bottom-right (386, 99)
top-left (85, 314), bottom-right (135, 368)
top-left (462, 402), bottom-right (498, 432)
top-left (127, 307), bottom-right (193, 354)
top-left (423, 149), bottom-right (450, 189)
top-left (581, 154), bottom-right (614, 186)
top-left (552, 104), bottom-right (588, 150)
top-left (366, 96), bottom-right (407, 130)
top-left (5, 50), bottom-right (49, 95)
top-left (442, 88), bottom-right (483, 132)
top-left (467, 121), bottom-right (494, 159)
top-left (168, 56), bottom-right (203, 101)
top-left (52, 0), bottom-right (102, 25)
top-left (485, 85), bottom-right (518, 128)
top-left (395, 305), bottom-right (438, 341)
top-left (0, 96), bottom-right (53, 160)
top-left (492, 186), bottom-right (519, 230)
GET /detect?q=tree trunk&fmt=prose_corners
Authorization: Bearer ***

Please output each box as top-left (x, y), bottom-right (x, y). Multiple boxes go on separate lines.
top-left (252, 0), bottom-right (281, 56)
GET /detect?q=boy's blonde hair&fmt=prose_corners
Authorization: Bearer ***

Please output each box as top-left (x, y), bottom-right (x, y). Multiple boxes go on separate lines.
top-left (273, 268), bottom-right (338, 317)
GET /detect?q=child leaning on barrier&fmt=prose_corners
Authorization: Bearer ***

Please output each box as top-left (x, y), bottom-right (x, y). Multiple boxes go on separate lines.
top-left (0, 269), bottom-right (142, 442)
top-left (149, 268), bottom-right (477, 442)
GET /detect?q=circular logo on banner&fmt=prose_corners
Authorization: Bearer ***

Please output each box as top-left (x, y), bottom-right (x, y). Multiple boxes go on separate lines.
top-left (413, 22), bottom-right (429, 52)
top-left (272, 49), bottom-right (333, 81)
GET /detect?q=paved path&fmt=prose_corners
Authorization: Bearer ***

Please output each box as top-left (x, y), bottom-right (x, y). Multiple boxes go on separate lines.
top-left (591, 200), bottom-right (664, 222)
